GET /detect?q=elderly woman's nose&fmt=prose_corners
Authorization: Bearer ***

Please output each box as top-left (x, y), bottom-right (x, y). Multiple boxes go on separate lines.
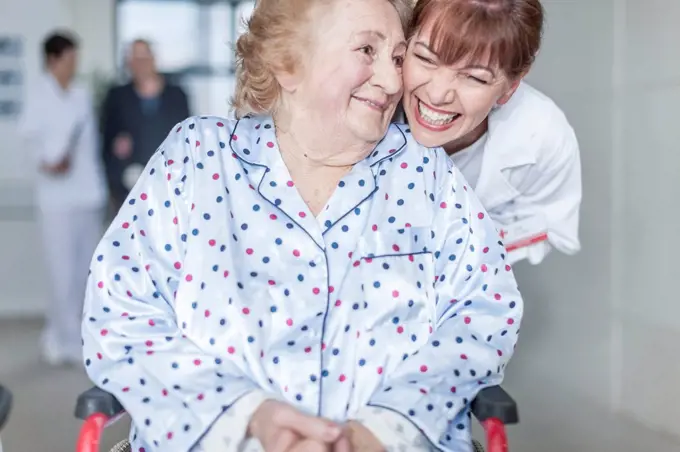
top-left (372, 59), bottom-right (402, 95)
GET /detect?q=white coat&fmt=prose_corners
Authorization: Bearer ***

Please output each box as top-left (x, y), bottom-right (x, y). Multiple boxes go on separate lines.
top-left (452, 82), bottom-right (582, 266)
top-left (18, 73), bottom-right (107, 363)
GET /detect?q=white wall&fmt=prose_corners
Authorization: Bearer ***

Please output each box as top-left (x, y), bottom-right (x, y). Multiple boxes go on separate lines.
top-left (0, 0), bottom-right (114, 316)
top-left (502, 0), bottom-right (680, 448)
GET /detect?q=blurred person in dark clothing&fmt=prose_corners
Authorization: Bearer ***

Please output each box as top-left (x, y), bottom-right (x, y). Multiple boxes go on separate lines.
top-left (101, 39), bottom-right (190, 212)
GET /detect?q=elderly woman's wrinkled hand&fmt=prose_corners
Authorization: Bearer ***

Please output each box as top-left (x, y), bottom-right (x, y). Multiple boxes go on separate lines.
top-left (248, 399), bottom-right (349, 452)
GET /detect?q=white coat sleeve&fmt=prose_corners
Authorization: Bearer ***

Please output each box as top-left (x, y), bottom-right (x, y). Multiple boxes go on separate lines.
top-left (364, 166), bottom-right (523, 450)
top-left (82, 123), bottom-right (262, 452)
top-left (505, 124), bottom-right (582, 265)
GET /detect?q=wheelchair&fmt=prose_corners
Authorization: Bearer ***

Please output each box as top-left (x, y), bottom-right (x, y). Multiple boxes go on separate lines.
top-left (75, 385), bottom-right (518, 452)
top-left (0, 384), bottom-right (13, 452)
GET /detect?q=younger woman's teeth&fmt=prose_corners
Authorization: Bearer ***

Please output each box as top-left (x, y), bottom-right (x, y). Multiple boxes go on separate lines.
top-left (418, 101), bottom-right (459, 125)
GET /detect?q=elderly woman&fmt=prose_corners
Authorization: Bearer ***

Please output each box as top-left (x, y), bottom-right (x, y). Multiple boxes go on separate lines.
top-left (81, 0), bottom-right (522, 450)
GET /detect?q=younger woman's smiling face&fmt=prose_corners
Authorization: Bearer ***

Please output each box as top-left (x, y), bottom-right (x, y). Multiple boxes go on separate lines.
top-left (402, 25), bottom-right (518, 149)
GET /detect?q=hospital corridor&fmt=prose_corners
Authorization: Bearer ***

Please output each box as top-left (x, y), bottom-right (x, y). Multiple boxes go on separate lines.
top-left (1, 0), bottom-right (680, 451)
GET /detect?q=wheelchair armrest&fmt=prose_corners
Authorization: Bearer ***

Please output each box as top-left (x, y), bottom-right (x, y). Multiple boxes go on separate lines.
top-left (0, 384), bottom-right (12, 431)
top-left (471, 385), bottom-right (519, 425)
top-left (75, 386), bottom-right (125, 420)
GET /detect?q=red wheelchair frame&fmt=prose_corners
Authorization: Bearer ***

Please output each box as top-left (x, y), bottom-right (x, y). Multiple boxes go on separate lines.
top-left (75, 385), bottom-right (518, 452)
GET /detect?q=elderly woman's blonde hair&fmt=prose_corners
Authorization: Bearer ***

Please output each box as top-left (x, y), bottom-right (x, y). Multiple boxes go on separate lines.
top-left (232, 0), bottom-right (413, 118)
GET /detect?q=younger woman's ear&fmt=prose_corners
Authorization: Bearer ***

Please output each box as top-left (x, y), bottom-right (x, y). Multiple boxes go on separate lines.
top-left (496, 78), bottom-right (524, 106)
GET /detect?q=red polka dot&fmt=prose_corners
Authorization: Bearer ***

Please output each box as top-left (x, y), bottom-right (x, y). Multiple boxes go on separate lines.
top-left (286, 318), bottom-right (293, 326)
top-left (216, 122), bottom-right (224, 127)
top-left (293, 250), bottom-right (300, 257)
top-left (122, 222), bottom-right (130, 229)
top-left (140, 193), bottom-right (148, 201)
top-left (481, 264), bottom-right (488, 272)
top-left (185, 274), bottom-right (193, 282)
top-left (440, 202), bottom-right (447, 208)
top-left (174, 262), bottom-right (182, 270)
top-left (494, 293), bottom-right (502, 300)
top-left (208, 239), bottom-right (216, 246)
top-left (266, 141), bottom-right (274, 148)
top-left (377, 367), bottom-right (383, 374)
top-left (304, 347), bottom-right (312, 353)
top-left (312, 287), bottom-right (320, 295)
top-left (420, 365), bottom-right (428, 372)
top-left (100, 329), bottom-right (108, 336)
top-left (478, 212), bottom-right (485, 219)
top-left (231, 134), bottom-right (238, 140)
top-left (392, 290), bottom-right (399, 298)
top-left (246, 248), bottom-right (254, 255)
top-left (464, 317), bottom-right (471, 324)
top-left (286, 180), bottom-right (294, 187)
top-left (396, 326), bottom-right (404, 334)
top-left (400, 162), bottom-right (408, 168)
top-left (242, 307), bottom-right (250, 315)
top-left (193, 359), bottom-right (202, 366)
top-left (227, 346), bottom-right (235, 354)
top-left (212, 173), bottom-right (220, 180)
top-left (339, 374), bottom-right (346, 382)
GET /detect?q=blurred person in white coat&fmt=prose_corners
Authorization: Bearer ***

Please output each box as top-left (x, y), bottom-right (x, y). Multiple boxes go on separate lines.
top-left (18, 31), bottom-right (107, 365)
top-left (402, 0), bottom-right (581, 266)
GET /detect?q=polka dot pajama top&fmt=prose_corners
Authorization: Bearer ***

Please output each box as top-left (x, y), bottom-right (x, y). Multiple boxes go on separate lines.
top-left (82, 115), bottom-right (523, 452)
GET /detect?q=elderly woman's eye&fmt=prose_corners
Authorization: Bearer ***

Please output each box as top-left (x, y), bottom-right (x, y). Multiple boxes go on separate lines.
top-left (359, 45), bottom-right (374, 55)
top-left (393, 55), bottom-right (404, 67)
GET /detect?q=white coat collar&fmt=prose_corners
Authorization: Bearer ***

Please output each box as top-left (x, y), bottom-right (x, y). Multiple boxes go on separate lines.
top-left (474, 85), bottom-right (539, 210)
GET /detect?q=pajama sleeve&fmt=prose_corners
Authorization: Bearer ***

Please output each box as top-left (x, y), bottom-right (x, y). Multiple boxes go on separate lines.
top-left (82, 121), bottom-right (261, 451)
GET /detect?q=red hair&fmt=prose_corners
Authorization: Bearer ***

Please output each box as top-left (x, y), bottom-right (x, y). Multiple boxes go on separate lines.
top-left (410, 0), bottom-right (544, 79)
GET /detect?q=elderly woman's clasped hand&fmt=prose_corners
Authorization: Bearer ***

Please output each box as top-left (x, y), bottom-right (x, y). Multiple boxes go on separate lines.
top-left (249, 400), bottom-right (383, 452)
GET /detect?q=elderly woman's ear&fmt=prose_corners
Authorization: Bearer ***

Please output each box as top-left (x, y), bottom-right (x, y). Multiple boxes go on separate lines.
top-left (274, 67), bottom-right (302, 94)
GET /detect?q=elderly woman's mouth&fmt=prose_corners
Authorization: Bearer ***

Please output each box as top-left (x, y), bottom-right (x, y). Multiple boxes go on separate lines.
top-left (352, 95), bottom-right (388, 111)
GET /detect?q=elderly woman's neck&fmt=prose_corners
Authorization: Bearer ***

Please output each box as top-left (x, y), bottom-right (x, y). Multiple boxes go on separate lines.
top-left (274, 118), bottom-right (369, 216)
top-left (274, 114), bottom-right (374, 172)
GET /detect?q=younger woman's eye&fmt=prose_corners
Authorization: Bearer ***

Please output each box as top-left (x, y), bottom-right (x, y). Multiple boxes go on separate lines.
top-left (467, 75), bottom-right (489, 84)
top-left (415, 53), bottom-right (435, 65)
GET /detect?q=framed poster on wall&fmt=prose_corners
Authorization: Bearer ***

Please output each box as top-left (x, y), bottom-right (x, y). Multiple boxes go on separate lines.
top-left (0, 36), bottom-right (23, 119)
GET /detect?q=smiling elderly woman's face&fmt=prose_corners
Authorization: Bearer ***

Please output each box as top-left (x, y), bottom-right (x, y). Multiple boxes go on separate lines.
top-left (234, 0), bottom-right (409, 145)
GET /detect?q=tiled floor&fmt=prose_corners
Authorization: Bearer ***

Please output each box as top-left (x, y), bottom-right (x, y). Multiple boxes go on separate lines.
top-left (0, 318), bottom-right (678, 452)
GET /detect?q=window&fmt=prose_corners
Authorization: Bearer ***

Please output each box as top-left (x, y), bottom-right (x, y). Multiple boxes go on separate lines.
top-left (115, 0), bottom-right (255, 116)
